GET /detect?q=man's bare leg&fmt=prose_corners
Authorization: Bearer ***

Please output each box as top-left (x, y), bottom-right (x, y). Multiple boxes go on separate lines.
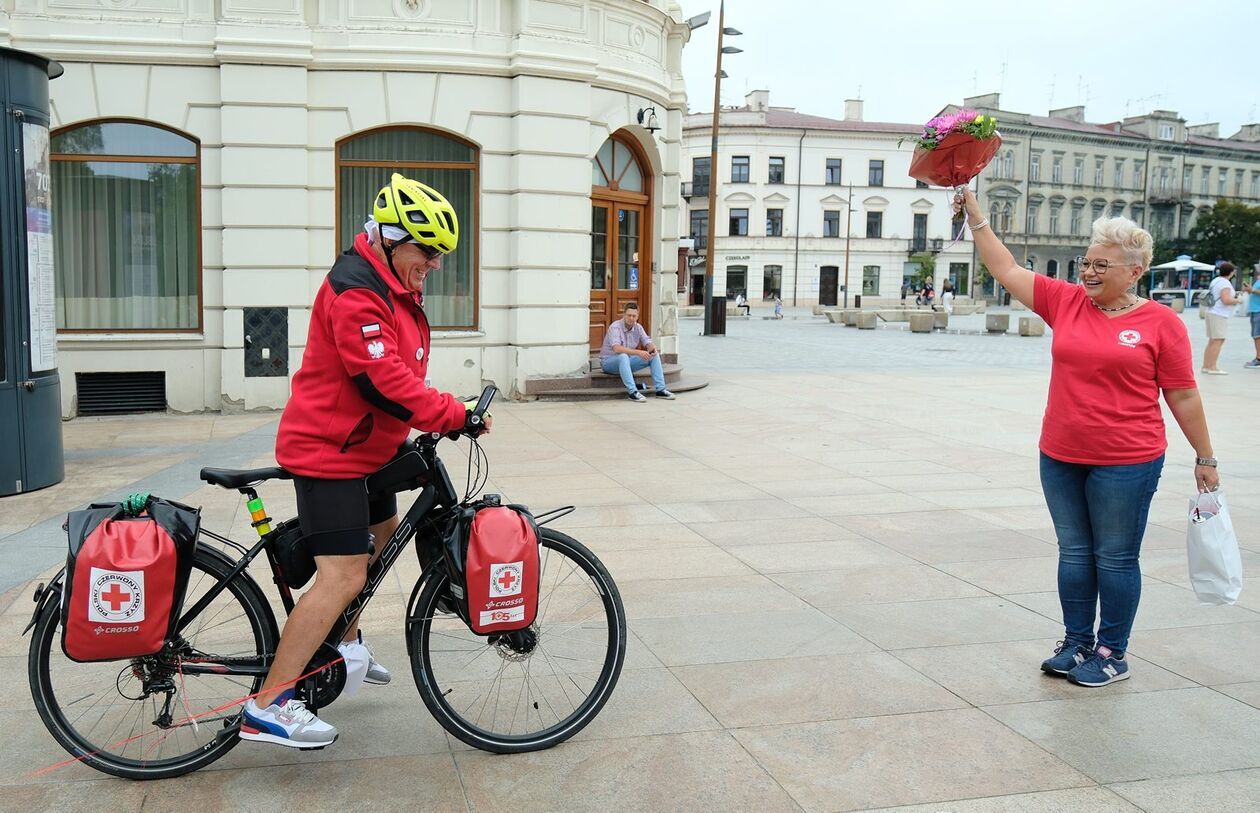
top-left (341, 514), bottom-right (398, 643)
top-left (256, 554), bottom-right (368, 707)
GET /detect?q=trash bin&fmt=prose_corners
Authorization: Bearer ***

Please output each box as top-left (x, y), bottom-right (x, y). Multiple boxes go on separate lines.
top-left (706, 297), bottom-right (727, 335)
top-left (1003, 292), bottom-right (1011, 306)
top-left (854, 294), bottom-right (862, 308)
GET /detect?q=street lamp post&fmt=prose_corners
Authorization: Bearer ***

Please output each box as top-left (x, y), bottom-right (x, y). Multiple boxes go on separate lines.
top-left (702, 0), bottom-right (741, 336)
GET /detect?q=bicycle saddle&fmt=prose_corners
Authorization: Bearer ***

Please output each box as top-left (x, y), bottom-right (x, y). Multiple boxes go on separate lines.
top-left (199, 466), bottom-right (291, 489)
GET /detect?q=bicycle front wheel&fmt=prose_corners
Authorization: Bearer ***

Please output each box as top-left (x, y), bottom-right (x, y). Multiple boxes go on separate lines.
top-left (28, 545), bottom-right (278, 780)
top-left (408, 527), bottom-right (626, 753)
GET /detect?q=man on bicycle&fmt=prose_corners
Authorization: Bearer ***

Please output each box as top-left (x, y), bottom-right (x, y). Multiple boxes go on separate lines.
top-left (241, 173), bottom-right (489, 749)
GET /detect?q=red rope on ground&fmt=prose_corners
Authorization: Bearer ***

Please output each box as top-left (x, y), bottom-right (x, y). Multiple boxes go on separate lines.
top-left (25, 655), bottom-right (345, 778)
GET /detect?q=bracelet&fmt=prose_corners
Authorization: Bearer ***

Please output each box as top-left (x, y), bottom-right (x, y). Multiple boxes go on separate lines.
top-left (968, 217), bottom-right (990, 231)
top-left (1196, 456), bottom-right (1218, 467)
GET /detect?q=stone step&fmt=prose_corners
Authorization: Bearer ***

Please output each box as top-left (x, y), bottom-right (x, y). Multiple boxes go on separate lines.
top-left (533, 377), bottom-right (709, 401)
top-left (524, 361), bottom-right (687, 395)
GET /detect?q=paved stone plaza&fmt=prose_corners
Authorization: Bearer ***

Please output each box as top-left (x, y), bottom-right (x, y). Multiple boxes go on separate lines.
top-left (1, 309), bottom-right (1258, 812)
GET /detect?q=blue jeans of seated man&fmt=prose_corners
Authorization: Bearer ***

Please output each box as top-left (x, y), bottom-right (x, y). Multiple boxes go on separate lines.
top-left (601, 353), bottom-right (665, 394)
top-left (1039, 451), bottom-right (1163, 654)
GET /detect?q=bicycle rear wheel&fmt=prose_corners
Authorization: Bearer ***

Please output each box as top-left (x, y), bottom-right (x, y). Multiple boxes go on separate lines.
top-left (407, 527), bottom-right (625, 753)
top-left (28, 545), bottom-right (277, 780)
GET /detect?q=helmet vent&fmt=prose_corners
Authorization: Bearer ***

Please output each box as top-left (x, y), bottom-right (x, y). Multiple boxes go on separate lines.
top-left (407, 210), bottom-right (429, 225)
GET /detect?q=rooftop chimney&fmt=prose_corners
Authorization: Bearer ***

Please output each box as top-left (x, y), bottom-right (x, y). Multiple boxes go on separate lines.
top-left (844, 99), bottom-right (863, 121)
top-left (963, 92), bottom-right (1000, 111)
top-left (1049, 105), bottom-right (1086, 122)
top-left (1230, 123), bottom-right (1260, 142)
top-left (745, 89), bottom-right (770, 112)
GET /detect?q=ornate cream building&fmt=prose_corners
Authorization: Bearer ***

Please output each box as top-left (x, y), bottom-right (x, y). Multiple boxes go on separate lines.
top-left (2, 0), bottom-right (691, 415)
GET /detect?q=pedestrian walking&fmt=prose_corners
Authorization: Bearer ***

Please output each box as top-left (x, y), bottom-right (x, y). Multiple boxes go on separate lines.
top-left (1202, 262), bottom-right (1242, 375)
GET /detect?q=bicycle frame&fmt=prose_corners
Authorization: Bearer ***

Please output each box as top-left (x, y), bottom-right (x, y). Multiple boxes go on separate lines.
top-left (177, 437), bottom-right (464, 680)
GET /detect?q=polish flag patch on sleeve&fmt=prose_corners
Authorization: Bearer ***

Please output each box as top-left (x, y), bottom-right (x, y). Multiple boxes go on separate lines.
top-left (361, 323), bottom-right (382, 339)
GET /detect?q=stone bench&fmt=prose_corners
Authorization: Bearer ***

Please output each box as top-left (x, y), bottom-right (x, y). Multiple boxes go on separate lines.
top-left (824, 310), bottom-right (845, 323)
top-left (934, 310), bottom-right (949, 330)
top-left (857, 312), bottom-right (878, 329)
top-left (1019, 316), bottom-right (1046, 336)
top-left (986, 314), bottom-right (1010, 333)
top-left (908, 312), bottom-right (934, 333)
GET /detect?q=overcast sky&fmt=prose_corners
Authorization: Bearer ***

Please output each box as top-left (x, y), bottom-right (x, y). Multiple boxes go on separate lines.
top-left (677, 0), bottom-right (1259, 137)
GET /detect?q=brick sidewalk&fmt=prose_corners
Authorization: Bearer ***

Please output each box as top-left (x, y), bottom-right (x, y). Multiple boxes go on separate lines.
top-left (1, 315), bottom-right (1259, 811)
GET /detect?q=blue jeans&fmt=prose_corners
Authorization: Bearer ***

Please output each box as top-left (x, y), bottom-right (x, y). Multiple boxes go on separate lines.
top-left (601, 353), bottom-right (665, 393)
top-left (1039, 452), bottom-right (1163, 653)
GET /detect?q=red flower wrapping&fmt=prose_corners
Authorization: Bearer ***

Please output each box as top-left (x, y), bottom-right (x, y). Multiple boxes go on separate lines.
top-left (908, 131), bottom-right (1002, 188)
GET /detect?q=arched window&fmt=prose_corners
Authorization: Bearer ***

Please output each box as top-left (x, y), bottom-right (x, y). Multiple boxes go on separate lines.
top-left (336, 126), bottom-right (479, 329)
top-left (592, 137), bottom-right (643, 192)
top-left (51, 120), bottom-right (200, 330)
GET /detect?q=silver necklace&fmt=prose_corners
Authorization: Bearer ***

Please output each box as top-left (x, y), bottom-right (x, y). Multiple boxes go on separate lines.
top-left (1092, 296), bottom-right (1138, 313)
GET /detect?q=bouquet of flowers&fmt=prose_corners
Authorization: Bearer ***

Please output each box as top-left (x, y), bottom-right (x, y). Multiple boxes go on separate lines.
top-left (906, 110), bottom-right (1002, 195)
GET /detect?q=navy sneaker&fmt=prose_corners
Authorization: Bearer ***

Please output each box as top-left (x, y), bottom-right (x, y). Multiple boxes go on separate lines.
top-left (1040, 640), bottom-right (1094, 677)
top-left (1067, 645), bottom-right (1130, 687)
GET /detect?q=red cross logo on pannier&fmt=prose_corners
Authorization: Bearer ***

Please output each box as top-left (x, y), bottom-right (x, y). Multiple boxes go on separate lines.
top-left (100, 583), bottom-right (132, 612)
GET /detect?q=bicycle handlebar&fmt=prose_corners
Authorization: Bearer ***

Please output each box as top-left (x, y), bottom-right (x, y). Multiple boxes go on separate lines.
top-left (434, 384), bottom-right (497, 442)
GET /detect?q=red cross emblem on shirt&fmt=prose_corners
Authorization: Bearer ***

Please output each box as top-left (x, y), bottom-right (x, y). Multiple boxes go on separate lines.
top-left (497, 570), bottom-right (517, 591)
top-left (100, 583), bottom-right (131, 612)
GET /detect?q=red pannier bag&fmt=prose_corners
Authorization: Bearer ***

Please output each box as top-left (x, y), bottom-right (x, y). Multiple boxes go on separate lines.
top-left (464, 505), bottom-right (541, 635)
top-left (61, 497), bottom-right (200, 662)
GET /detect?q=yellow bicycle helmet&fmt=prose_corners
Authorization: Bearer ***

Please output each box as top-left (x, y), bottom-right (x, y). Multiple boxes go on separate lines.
top-left (372, 172), bottom-right (459, 254)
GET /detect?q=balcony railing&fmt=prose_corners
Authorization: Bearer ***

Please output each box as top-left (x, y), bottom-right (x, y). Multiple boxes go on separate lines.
top-left (906, 237), bottom-right (944, 255)
top-left (689, 233), bottom-right (707, 251)
top-left (681, 180), bottom-right (710, 200)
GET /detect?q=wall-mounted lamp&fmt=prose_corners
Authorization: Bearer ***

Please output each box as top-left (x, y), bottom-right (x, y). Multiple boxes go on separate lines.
top-left (637, 106), bottom-right (661, 133)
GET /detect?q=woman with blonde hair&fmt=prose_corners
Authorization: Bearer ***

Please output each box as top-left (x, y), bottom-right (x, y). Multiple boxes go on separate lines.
top-left (956, 188), bottom-right (1219, 687)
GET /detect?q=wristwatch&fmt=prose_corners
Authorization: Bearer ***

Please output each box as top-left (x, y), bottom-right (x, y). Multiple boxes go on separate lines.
top-left (1195, 456), bottom-right (1218, 467)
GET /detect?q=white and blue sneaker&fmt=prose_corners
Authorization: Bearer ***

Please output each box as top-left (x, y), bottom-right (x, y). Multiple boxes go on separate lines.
top-left (340, 631), bottom-right (391, 685)
top-left (1040, 640), bottom-right (1094, 677)
top-left (239, 690), bottom-right (338, 749)
top-left (1067, 645), bottom-right (1130, 687)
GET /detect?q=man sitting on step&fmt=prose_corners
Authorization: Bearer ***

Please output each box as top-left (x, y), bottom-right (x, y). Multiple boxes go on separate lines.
top-left (599, 302), bottom-right (676, 403)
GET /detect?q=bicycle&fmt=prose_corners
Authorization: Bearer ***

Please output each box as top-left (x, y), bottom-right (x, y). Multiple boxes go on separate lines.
top-left (24, 386), bottom-right (626, 780)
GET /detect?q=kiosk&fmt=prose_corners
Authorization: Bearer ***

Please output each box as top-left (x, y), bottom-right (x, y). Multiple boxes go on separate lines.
top-left (0, 47), bottom-right (64, 496)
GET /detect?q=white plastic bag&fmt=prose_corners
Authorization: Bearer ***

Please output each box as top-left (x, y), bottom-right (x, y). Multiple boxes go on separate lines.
top-left (1186, 490), bottom-right (1243, 605)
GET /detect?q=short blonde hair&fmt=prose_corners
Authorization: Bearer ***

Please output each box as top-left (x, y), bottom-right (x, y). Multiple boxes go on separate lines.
top-left (1089, 217), bottom-right (1153, 270)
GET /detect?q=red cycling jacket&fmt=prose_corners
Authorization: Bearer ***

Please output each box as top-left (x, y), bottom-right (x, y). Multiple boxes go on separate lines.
top-left (276, 233), bottom-right (467, 478)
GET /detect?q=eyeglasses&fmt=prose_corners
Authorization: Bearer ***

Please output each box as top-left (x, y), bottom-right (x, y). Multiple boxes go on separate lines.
top-left (1076, 257), bottom-right (1135, 274)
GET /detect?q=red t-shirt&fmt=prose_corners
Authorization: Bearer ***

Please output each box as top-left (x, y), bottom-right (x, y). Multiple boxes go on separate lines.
top-left (1033, 274), bottom-right (1196, 465)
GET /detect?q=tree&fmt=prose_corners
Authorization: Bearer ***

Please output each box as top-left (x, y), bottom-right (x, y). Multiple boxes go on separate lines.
top-left (908, 251), bottom-right (936, 286)
top-left (1188, 200), bottom-right (1260, 270)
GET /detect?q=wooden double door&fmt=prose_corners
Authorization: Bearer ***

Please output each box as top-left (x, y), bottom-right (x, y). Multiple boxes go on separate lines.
top-left (589, 200), bottom-right (649, 350)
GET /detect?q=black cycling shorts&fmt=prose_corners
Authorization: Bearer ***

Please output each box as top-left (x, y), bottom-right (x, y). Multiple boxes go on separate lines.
top-left (292, 476), bottom-right (397, 557)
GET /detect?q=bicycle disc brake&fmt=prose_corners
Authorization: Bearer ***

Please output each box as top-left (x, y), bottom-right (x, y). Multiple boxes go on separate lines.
top-left (294, 642), bottom-right (347, 710)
